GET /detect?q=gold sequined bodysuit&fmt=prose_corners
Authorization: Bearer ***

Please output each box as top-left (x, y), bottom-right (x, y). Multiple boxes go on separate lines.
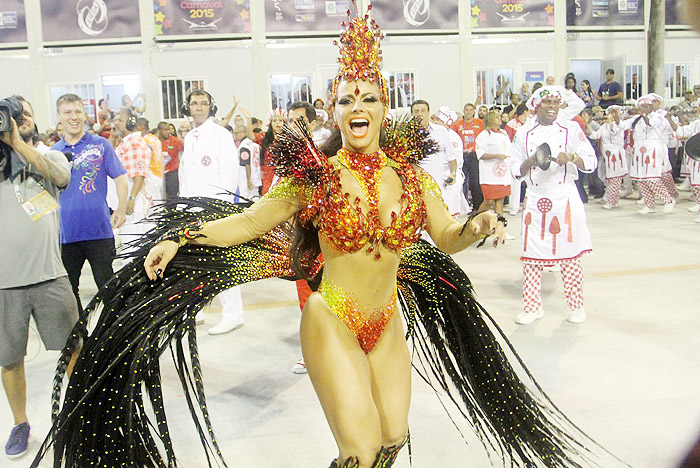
top-left (272, 147), bottom-right (433, 353)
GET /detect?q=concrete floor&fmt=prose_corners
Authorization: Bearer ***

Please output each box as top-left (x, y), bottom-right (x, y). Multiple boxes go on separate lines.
top-left (4, 191), bottom-right (700, 468)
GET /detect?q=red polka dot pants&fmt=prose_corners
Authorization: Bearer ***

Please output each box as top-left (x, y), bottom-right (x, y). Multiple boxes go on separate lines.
top-left (523, 260), bottom-right (584, 313)
top-left (662, 172), bottom-right (679, 200)
top-left (605, 176), bottom-right (623, 206)
top-left (693, 185), bottom-right (700, 204)
top-left (639, 178), bottom-right (672, 208)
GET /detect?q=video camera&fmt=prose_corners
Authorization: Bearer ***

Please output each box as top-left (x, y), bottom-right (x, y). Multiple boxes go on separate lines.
top-left (0, 96), bottom-right (23, 133)
top-left (0, 96), bottom-right (24, 163)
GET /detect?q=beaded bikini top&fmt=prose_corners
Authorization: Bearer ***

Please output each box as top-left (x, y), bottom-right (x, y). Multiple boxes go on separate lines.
top-left (268, 118), bottom-right (438, 258)
top-left (300, 148), bottom-right (426, 258)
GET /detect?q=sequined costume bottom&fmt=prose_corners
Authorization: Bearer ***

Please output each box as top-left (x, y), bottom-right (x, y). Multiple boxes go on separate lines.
top-left (318, 277), bottom-right (397, 354)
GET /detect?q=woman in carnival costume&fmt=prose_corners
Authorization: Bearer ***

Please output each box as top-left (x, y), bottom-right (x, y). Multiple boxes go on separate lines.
top-left (32, 8), bottom-right (626, 468)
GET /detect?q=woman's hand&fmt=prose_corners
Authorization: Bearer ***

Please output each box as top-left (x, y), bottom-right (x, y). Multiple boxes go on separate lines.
top-left (467, 211), bottom-right (506, 246)
top-left (144, 241), bottom-right (179, 280)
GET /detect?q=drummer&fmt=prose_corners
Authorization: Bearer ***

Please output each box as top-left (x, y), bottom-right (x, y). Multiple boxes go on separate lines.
top-left (510, 86), bottom-right (597, 325)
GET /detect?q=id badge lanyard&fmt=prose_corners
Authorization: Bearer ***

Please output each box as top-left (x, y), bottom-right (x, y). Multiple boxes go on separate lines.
top-left (13, 169), bottom-right (59, 222)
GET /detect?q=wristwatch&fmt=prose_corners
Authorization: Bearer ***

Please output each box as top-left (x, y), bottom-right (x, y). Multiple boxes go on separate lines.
top-left (570, 153), bottom-right (579, 164)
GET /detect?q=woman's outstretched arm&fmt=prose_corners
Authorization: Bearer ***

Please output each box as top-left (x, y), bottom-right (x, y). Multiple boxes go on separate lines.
top-left (145, 179), bottom-right (309, 279)
top-left (419, 169), bottom-right (505, 254)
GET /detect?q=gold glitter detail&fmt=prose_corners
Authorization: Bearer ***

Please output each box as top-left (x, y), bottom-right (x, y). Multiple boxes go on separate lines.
top-left (318, 276), bottom-right (397, 354)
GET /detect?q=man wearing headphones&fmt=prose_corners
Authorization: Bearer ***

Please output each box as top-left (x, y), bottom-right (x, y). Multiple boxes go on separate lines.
top-left (54, 93), bottom-right (128, 311)
top-left (179, 89), bottom-right (244, 335)
top-left (114, 108), bottom-right (153, 253)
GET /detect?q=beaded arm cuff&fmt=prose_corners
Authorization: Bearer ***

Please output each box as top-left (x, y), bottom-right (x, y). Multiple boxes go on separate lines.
top-left (156, 221), bottom-right (206, 246)
top-left (459, 210), bottom-right (508, 247)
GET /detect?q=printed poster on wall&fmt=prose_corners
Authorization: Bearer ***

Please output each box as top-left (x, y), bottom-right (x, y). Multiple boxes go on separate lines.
top-left (265, 0), bottom-right (350, 32)
top-left (370, 0), bottom-right (459, 30)
top-left (665, 0), bottom-right (685, 26)
top-left (0, 0), bottom-right (26, 43)
top-left (567, 0), bottom-right (644, 26)
top-left (471, 0), bottom-right (554, 28)
top-left (41, 0), bottom-right (141, 42)
top-left (154, 0), bottom-right (251, 36)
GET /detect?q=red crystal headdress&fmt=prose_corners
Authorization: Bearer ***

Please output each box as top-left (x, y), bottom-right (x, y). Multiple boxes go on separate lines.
top-left (330, 5), bottom-right (388, 104)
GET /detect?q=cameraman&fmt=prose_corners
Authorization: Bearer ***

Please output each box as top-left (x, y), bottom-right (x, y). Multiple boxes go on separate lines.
top-left (0, 95), bottom-right (80, 459)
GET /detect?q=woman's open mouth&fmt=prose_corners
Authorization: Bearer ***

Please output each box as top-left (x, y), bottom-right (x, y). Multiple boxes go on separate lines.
top-left (349, 118), bottom-right (369, 137)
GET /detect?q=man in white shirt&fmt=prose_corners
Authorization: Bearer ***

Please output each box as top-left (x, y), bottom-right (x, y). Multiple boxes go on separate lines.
top-left (510, 86), bottom-right (597, 325)
top-left (179, 89), bottom-right (244, 335)
top-left (231, 124), bottom-right (262, 201)
top-left (411, 100), bottom-right (459, 211)
top-left (288, 101), bottom-right (331, 147)
top-left (431, 106), bottom-right (469, 217)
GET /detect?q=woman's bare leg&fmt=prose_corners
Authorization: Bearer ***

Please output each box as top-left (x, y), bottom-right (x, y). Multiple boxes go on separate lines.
top-left (367, 312), bottom-right (411, 448)
top-left (301, 294), bottom-right (411, 467)
top-left (494, 198), bottom-right (504, 215)
top-left (301, 293), bottom-right (381, 467)
top-left (478, 199), bottom-right (494, 212)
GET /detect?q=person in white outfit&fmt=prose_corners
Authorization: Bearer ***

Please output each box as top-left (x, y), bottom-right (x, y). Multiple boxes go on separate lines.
top-left (621, 95), bottom-right (675, 214)
top-left (179, 89), bottom-right (244, 335)
top-left (431, 106), bottom-right (470, 217)
top-left (509, 86), bottom-right (597, 325)
top-left (587, 106), bottom-right (627, 209)
top-left (411, 100), bottom-right (459, 215)
top-left (475, 110), bottom-right (513, 216)
top-left (665, 112), bottom-right (700, 221)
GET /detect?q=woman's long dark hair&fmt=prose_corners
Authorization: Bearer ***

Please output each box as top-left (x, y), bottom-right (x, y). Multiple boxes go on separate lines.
top-left (289, 128), bottom-right (341, 280)
top-left (261, 125), bottom-right (276, 156)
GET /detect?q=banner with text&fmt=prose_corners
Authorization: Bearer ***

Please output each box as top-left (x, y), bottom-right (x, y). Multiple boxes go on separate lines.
top-left (567, 0), bottom-right (644, 26)
top-left (471, 0), bottom-right (554, 28)
top-left (370, 0), bottom-right (458, 30)
top-left (0, 0), bottom-right (27, 43)
top-left (41, 0), bottom-right (141, 42)
top-left (154, 0), bottom-right (251, 36)
top-left (265, 0), bottom-right (350, 33)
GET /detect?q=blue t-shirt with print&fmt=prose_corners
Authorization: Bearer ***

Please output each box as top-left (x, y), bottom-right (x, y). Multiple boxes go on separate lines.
top-left (53, 133), bottom-right (126, 243)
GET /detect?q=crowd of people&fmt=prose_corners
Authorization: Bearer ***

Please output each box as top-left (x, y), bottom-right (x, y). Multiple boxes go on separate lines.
top-left (2, 62), bottom-right (700, 464)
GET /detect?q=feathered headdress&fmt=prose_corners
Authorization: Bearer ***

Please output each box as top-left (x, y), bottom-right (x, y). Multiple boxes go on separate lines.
top-left (330, 5), bottom-right (388, 104)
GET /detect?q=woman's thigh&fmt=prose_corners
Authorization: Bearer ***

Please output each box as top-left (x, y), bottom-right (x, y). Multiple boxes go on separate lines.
top-left (367, 312), bottom-right (411, 446)
top-left (300, 293), bottom-right (382, 463)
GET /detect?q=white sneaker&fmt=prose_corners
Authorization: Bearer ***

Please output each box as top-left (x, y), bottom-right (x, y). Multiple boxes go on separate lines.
top-left (662, 201), bottom-right (675, 213)
top-left (515, 308), bottom-right (544, 325)
top-left (207, 321), bottom-right (243, 335)
top-left (567, 307), bottom-right (587, 323)
top-left (619, 188), bottom-right (634, 199)
top-left (636, 199), bottom-right (646, 205)
top-left (688, 204), bottom-right (700, 213)
top-left (677, 179), bottom-right (691, 191)
top-left (602, 203), bottom-right (614, 210)
top-left (637, 206), bottom-right (654, 214)
top-left (195, 311), bottom-right (205, 325)
top-left (508, 210), bottom-right (519, 216)
top-left (292, 358), bottom-right (308, 374)
top-left (505, 233), bottom-right (516, 240)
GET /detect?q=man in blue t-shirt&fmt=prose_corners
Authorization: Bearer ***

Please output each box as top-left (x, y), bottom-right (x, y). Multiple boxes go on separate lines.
top-left (52, 94), bottom-right (128, 310)
top-left (596, 69), bottom-right (623, 109)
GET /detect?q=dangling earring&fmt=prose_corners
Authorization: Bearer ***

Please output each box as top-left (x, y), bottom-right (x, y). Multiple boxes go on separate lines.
top-left (332, 121), bottom-right (339, 129)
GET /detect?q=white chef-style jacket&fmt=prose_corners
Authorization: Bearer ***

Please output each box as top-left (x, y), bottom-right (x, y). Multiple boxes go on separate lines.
top-left (442, 127), bottom-right (465, 216)
top-left (510, 118), bottom-right (597, 264)
top-left (588, 122), bottom-right (628, 179)
top-left (622, 113), bottom-right (673, 180)
top-left (179, 119), bottom-right (238, 200)
top-left (676, 119), bottom-right (700, 186)
top-left (419, 123), bottom-right (459, 214)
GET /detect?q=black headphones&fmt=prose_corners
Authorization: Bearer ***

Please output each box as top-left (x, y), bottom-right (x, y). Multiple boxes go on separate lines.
top-left (181, 90), bottom-right (217, 117)
top-left (124, 108), bottom-right (137, 131)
